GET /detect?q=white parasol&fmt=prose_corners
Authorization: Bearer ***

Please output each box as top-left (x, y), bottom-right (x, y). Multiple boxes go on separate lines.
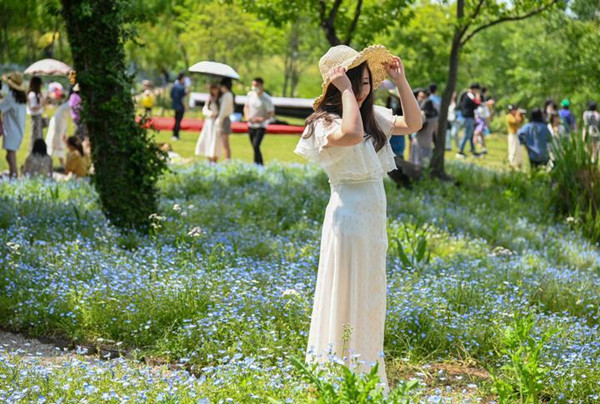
top-left (25, 58), bottom-right (72, 76)
top-left (188, 61), bottom-right (240, 80)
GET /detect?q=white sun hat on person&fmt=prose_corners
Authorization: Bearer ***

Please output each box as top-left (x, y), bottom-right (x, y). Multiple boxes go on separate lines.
top-left (313, 44), bottom-right (394, 110)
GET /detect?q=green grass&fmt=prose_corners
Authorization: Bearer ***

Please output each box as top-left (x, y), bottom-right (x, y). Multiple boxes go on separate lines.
top-left (3, 108), bottom-right (520, 173)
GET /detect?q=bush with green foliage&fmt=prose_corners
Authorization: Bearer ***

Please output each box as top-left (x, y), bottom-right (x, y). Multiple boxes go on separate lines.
top-left (550, 135), bottom-right (600, 242)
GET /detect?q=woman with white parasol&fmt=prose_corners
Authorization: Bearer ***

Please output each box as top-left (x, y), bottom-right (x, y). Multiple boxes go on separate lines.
top-left (189, 61), bottom-right (239, 161)
top-left (24, 59), bottom-right (73, 169)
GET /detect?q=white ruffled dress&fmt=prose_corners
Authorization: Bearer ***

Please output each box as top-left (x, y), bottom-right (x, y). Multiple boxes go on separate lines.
top-left (195, 101), bottom-right (221, 158)
top-left (295, 105), bottom-right (396, 388)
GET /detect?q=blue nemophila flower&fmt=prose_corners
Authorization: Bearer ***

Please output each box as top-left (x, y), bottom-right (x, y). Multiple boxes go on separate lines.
top-left (0, 162), bottom-right (599, 400)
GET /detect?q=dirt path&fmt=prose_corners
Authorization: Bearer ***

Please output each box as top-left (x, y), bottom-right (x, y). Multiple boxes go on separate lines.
top-left (0, 330), bottom-right (80, 365)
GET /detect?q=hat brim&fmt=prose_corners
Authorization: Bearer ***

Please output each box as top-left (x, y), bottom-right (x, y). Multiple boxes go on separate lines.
top-left (313, 44), bottom-right (394, 110)
top-left (2, 74), bottom-right (27, 92)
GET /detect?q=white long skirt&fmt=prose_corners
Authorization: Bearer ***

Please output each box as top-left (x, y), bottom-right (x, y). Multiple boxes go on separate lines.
top-left (508, 133), bottom-right (523, 168)
top-left (306, 179), bottom-right (388, 388)
top-left (45, 116), bottom-right (66, 159)
top-left (195, 117), bottom-right (221, 158)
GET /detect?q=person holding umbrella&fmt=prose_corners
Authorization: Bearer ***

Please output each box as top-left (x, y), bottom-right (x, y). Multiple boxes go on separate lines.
top-left (0, 72), bottom-right (27, 178)
top-left (244, 77), bottom-right (274, 165)
top-left (188, 61), bottom-right (241, 160)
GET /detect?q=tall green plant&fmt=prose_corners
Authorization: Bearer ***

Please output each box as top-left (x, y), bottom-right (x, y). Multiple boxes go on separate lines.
top-left (550, 135), bottom-right (600, 242)
top-left (61, 0), bottom-right (166, 230)
top-left (489, 315), bottom-right (555, 403)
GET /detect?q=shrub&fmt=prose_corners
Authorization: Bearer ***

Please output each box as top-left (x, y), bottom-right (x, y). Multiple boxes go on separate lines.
top-left (550, 135), bottom-right (600, 242)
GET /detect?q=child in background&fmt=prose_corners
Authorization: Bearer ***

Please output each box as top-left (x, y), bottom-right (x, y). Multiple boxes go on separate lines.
top-left (22, 138), bottom-right (53, 178)
top-left (65, 135), bottom-right (90, 177)
top-left (141, 80), bottom-right (155, 116)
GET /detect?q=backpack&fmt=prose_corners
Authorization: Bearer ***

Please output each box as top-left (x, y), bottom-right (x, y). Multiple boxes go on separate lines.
top-left (584, 111), bottom-right (599, 137)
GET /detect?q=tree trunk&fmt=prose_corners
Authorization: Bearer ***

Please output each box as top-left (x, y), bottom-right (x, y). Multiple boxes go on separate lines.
top-left (430, 0), bottom-right (464, 179)
top-left (61, 0), bottom-right (165, 230)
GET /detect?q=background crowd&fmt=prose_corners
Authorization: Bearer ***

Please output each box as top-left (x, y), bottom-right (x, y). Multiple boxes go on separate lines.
top-left (384, 80), bottom-right (599, 172)
top-left (0, 71), bottom-right (89, 179)
top-left (1, 67), bottom-right (598, 180)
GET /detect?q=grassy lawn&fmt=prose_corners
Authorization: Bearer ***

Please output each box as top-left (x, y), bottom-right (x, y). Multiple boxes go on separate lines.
top-left (2, 109), bottom-right (517, 172)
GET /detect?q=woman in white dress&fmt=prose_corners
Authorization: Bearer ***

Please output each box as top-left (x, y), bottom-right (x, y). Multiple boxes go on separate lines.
top-left (195, 84), bottom-right (221, 163)
top-left (294, 45), bottom-right (422, 390)
top-left (45, 100), bottom-right (70, 170)
top-left (0, 72), bottom-right (28, 178)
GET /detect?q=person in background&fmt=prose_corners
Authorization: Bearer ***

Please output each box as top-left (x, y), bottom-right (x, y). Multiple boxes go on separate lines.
top-left (170, 73), bottom-right (186, 140)
top-left (244, 77), bottom-right (275, 165)
top-left (559, 99), bottom-right (576, 135)
top-left (48, 82), bottom-right (63, 102)
top-left (216, 77), bottom-right (235, 160)
top-left (410, 89), bottom-right (437, 167)
top-left (544, 99), bottom-right (557, 122)
top-left (22, 138), bottom-right (53, 178)
top-left (195, 83), bottom-right (221, 163)
top-left (65, 135), bottom-right (90, 177)
top-left (456, 83), bottom-right (481, 158)
top-left (0, 72), bottom-right (27, 178)
top-left (518, 108), bottom-right (552, 169)
top-left (506, 105), bottom-right (525, 169)
top-left (446, 92), bottom-right (460, 151)
top-left (548, 113), bottom-right (567, 139)
top-left (428, 83), bottom-right (441, 112)
top-left (45, 97), bottom-right (70, 170)
top-left (27, 76), bottom-right (45, 151)
top-left (481, 87), bottom-right (489, 102)
top-left (69, 83), bottom-right (86, 139)
top-left (386, 91), bottom-right (405, 157)
top-left (158, 142), bottom-right (182, 162)
top-left (141, 80), bottom-right (155, 117)
top-left (178, 71), bottom-right (192, 95)
top-left (582, 101), bottom-right (599, 160)
top-left (474, 98), bottom-right (494, 155)
top-left (409, 89), bottom-right (428, 165)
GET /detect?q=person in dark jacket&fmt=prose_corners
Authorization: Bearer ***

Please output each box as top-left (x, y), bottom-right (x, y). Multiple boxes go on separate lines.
top-left (170, 73), bottom-right (186, 140)
top-left (456, 83), bottom-right (481, 158)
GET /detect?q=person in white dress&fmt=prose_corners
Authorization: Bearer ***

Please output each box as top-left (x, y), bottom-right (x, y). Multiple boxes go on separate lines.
top-left (27, 76), bottom-right (45, 152)
top-left (216, 77), bottom-right (235, 161)
top-left (0, 72), bottom-right (27, 178)
top-left (45, 100), bottom-right (70, 170)
top-left (195, 84), bottom-right (221, 163)
top-left (294, 45), bottom-right (422, 390)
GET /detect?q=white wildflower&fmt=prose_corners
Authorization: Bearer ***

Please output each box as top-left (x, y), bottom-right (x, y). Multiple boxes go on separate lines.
top-left (187, 227), bottom-right (204, 237)
top-left (282, 289), bottom-right (300, 298)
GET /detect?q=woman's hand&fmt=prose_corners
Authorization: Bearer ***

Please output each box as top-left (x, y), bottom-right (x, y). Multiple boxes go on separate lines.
top-left (384, 56), bottom-right (405, 83)
top-left (327, 66), bottom-right (352, 92)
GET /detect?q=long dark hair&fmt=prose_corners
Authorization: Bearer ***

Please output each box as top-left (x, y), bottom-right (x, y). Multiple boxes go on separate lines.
top-left (67, 136), bottom-right (85, 157)
top-left (304, 62), bottom-right (387, 152)
top-left (208, 83), bottom-right (221, 112)
top-left (530, 108), bottom-right (545, 123)
top-left (32, 139), bottom-right (48, 156)
top-left (11, 88), bottom-right (26, 104)
top-left (29, 76), bottom-right (42, 103)
top-left (218, 77), bottom-right (235, 108)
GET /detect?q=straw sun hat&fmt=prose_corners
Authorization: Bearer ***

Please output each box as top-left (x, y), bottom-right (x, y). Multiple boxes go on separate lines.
top-left (2, 72), bottom-right (27, 92)
top-left (313, 44), bottom-right (394, 110)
